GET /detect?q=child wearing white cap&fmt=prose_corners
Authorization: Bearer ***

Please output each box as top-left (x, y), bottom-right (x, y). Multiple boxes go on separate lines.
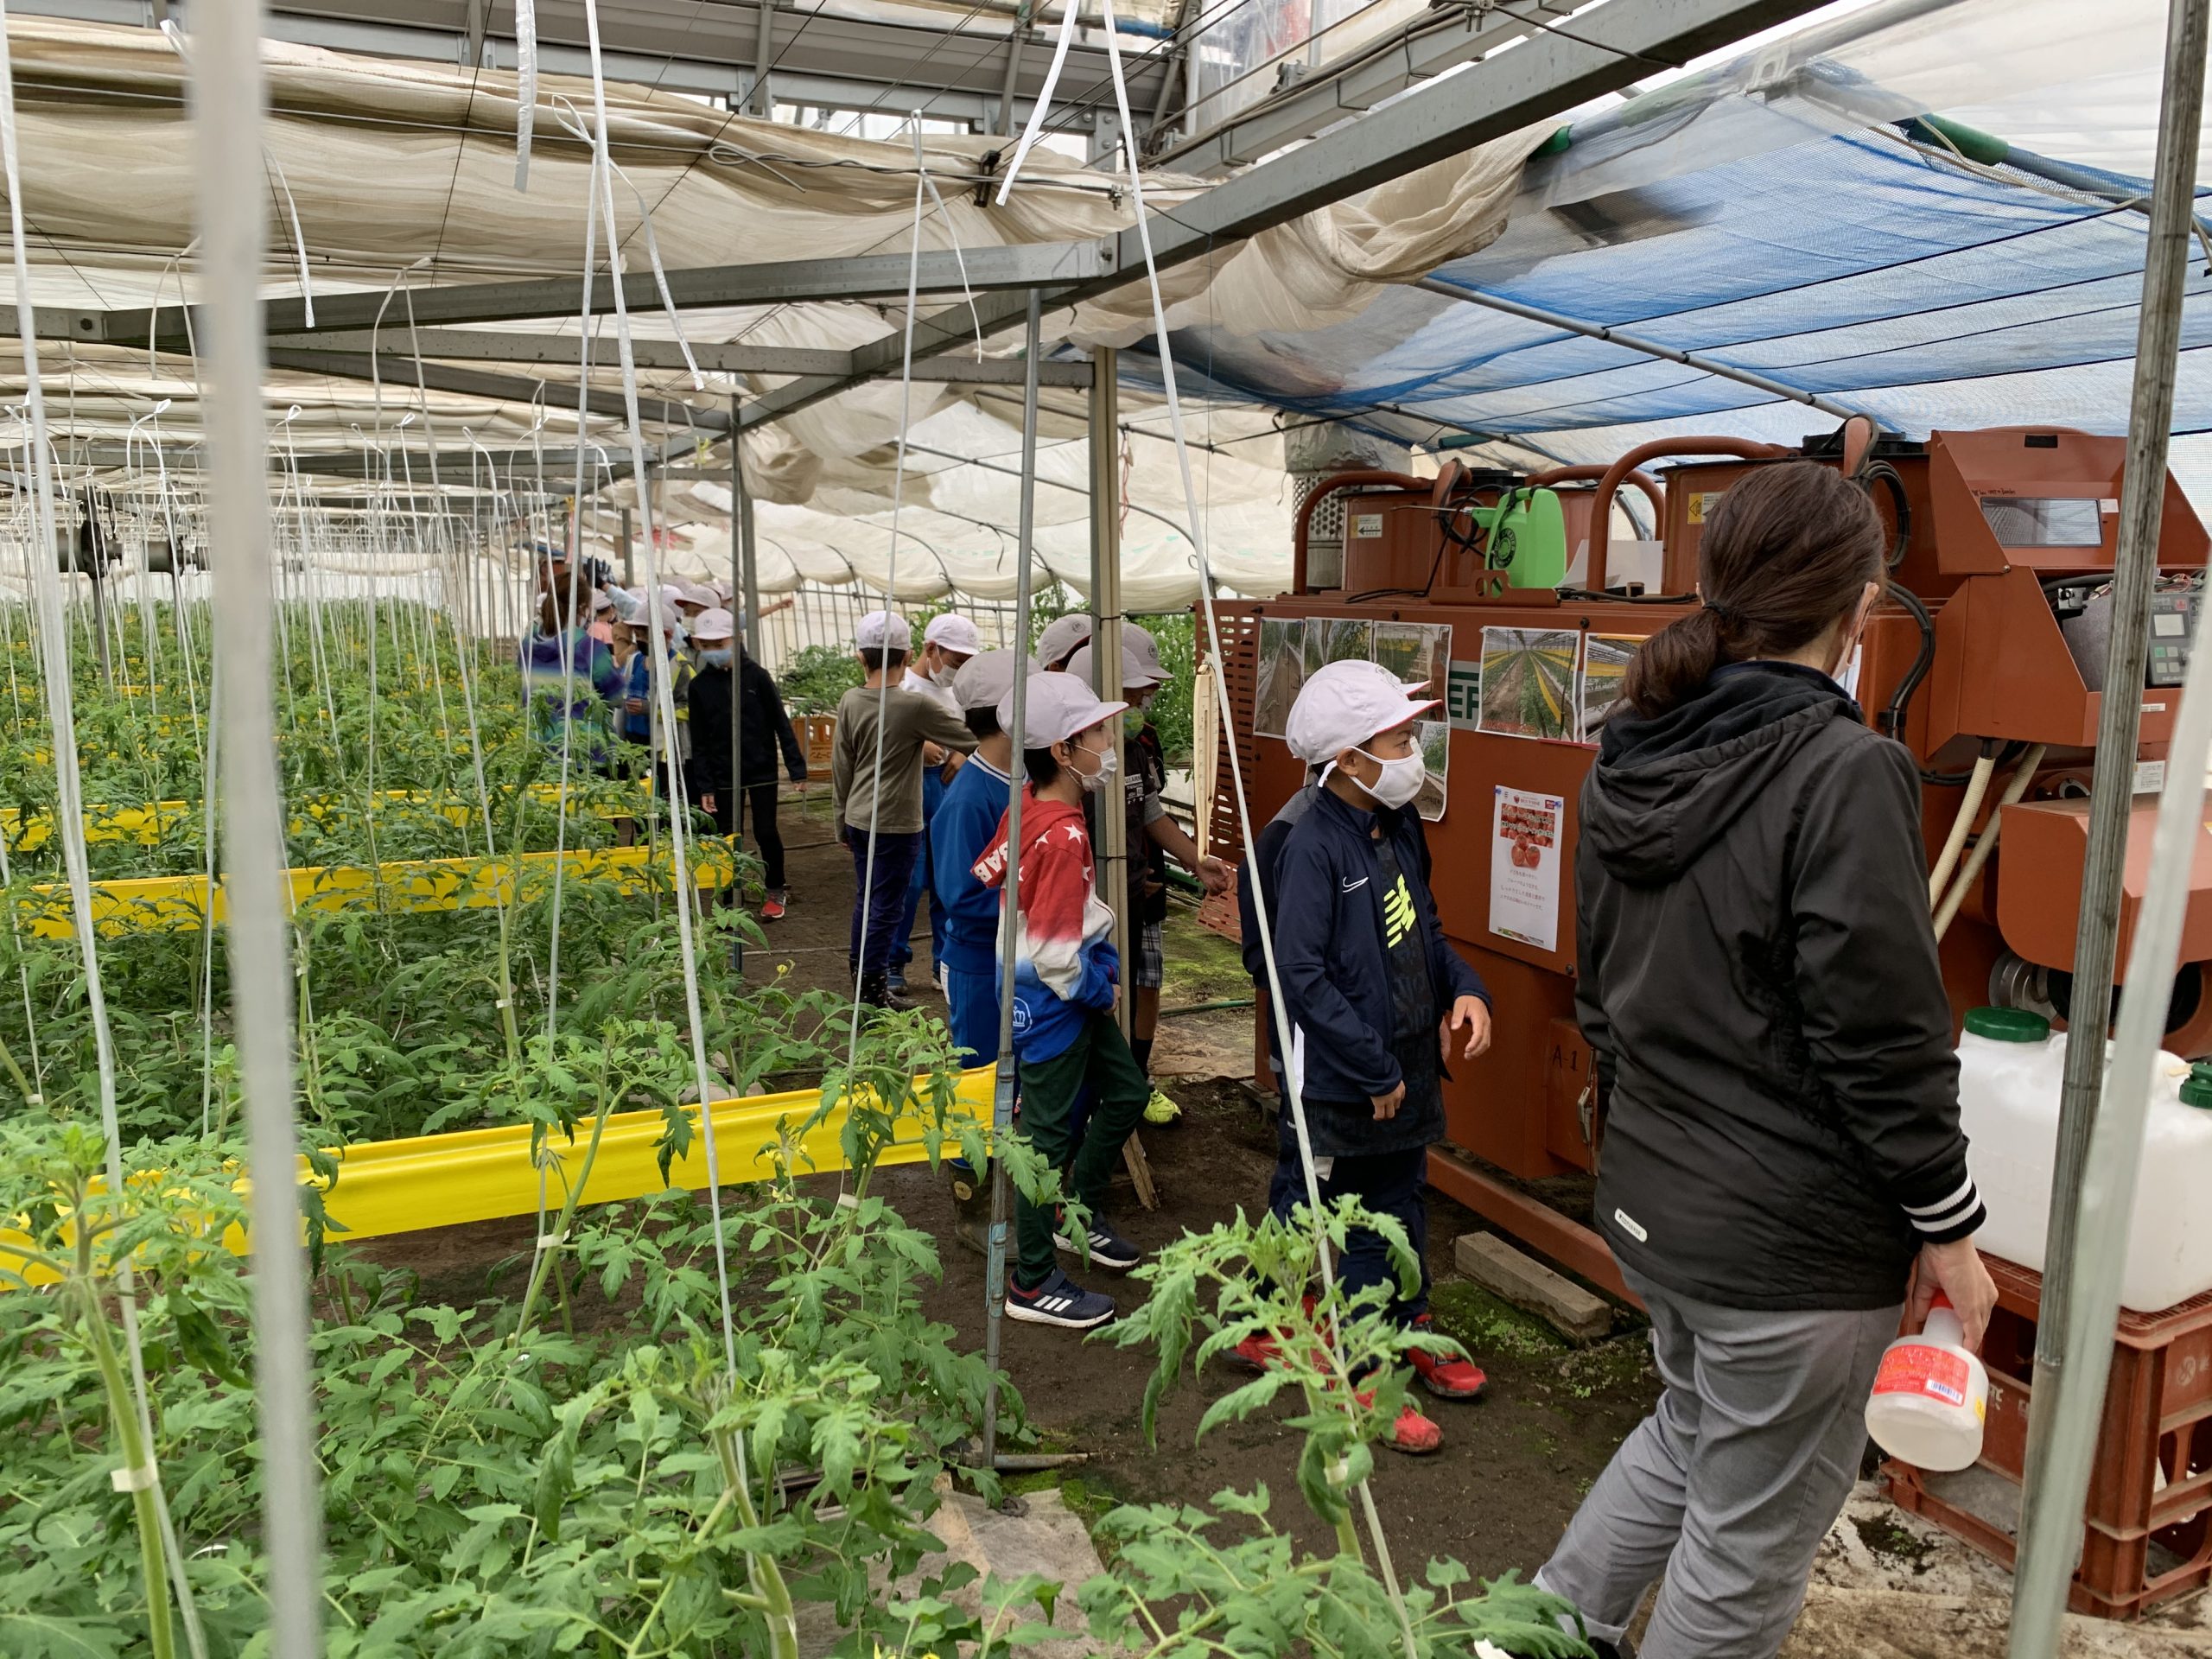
top-left (1035, 613), bottom-right (1092, 672)
top-left (831, 612), bottom-right (977, 1009)
top-left (927, 650), bottom-right (1039, 1061)
top-left (1247, 658), bottom-right (1496, 1454)
top-left (971, 671), bottom-right (1151, 1331)
top-left (1065, 638), bottom-right (1230, 1125)
top-left (890, 611), bottom-right (987, 995)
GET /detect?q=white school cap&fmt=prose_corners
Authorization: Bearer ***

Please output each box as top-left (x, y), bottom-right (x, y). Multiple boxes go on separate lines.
top-left (855, 610), bottom-right (912, 652)
top-left (1122, 621), bottom-right (1164, 682)
top-left (677, 582), bottom-right (719, 608)
top-left (689, 607), bottom-right (735, 643)
top-left (923, 613), bottom-right (983, 655)
top-left (1065, 641), bottom-right (1160, 691)
top-left (997, 670), bottom-right (1125, 749)
top-left (1036, 613), bottom-right (1092, 668)
top-left (950, 649), bottom-right (1039, 711)
top-left (1286, 659), bottom-right (1440, 765)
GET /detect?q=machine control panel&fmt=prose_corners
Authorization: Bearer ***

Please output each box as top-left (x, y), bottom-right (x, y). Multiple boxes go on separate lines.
top-left (2149, 590), bottom-right (2199, 688)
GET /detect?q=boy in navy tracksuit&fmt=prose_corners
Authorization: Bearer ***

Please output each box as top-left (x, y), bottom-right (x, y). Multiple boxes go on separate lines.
top-left (1255, 659), bottom-right (1496, 1455)
top-left (931, 650), bottom-right (1034, 1063)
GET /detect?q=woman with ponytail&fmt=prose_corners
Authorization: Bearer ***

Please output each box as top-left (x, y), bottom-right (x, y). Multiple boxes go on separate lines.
top-left (1534, 462), bottom-right (1996, 1659)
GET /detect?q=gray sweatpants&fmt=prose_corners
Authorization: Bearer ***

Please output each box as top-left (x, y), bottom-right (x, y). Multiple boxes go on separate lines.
top-left (1535, 1268), bottom-right (1900, 1659)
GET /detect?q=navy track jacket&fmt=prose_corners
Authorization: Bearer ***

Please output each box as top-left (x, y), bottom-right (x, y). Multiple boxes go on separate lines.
top-left (1273, 786), bottom-right (1489, 1130)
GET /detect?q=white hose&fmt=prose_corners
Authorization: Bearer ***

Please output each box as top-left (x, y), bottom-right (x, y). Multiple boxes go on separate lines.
top-left (1928, 747), bottom-right (1997, 906)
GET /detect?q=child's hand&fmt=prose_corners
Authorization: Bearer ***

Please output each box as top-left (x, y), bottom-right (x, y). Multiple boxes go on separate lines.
top-left (1370, 1081), bottom-right (1405, 1121)
top-left (1443, 995), bottom-right (1492, 1063)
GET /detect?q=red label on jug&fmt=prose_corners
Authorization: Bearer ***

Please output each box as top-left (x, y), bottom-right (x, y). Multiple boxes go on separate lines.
top-left (1873, 1343), bottom-right (1970, 1408)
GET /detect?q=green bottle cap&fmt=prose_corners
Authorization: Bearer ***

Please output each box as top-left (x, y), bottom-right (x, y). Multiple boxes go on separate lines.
top-left (1964, 1007), bottom-right (2051, 1043)
top-left (2182, 1061), bottom-right (2212, 1110)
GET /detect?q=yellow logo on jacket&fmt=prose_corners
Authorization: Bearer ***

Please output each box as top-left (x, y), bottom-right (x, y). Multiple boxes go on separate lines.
top-left (1382, 874), bottom-right (1417, 949)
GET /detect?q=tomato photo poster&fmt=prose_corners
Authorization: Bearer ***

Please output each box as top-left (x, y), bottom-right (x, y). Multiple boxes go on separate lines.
top-left (1490, 785), bottom-right (1564, 951)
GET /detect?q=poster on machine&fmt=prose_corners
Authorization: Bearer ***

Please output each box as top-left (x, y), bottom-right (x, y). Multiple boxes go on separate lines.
top-left (1373, 620), bottom-right (1452, 698)
top-left (1414, 720), bottom-right (1450, 822)
top-left (1578, 632), bottom-right (1643, 743)
top-left (1478, 626), bottom-right (1580, 742)
top-left (1255, 617), bottom-right (1305, 738)
top-left (1307, 616), bottom-right (1374, 674)
top-left (1491, 785), bottom-right (1564, 952)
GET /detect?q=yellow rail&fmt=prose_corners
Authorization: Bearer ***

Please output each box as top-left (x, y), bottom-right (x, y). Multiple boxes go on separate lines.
top-left (0, 1067), bottom-right (993, 1280)
top-left (1, 781), bottom-right (655, 852)
top-left (19, 842), bottom-right (734, 938)
top-left (315, 1065), bottom-right (993, 1241)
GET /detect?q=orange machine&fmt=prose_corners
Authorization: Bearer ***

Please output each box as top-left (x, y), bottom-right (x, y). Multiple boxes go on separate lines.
top-left (1207, 425), bottom-right (2212, 1299)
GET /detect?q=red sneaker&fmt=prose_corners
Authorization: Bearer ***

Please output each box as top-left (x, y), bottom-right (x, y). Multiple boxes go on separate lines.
top-left (1408, 1314), bottom-right (1488, 1400)
top-left (1357, 1388), bottom-right (1443, 1456)
top-left (760, 889), bottom-right (787, 922)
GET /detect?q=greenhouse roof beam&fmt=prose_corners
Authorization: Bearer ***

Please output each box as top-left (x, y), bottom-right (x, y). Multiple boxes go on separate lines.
top-left (264, 348), bottom-right (731, 434)
top-left (1155, 0), bottom-right (1573, 178)
top-left (11, 0), bottom-right (1166, 121)
top-left (81, 240), bottom-right (1116, 345)
top-left (265, 328), bottom-right (1095, 386)
top-left (732, 0), bottom-right (1834, 432)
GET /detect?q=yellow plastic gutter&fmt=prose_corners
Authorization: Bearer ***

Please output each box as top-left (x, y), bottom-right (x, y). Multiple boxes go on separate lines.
top-left (315, 1065), bottom-right (994, 1240)
top-left (0, 1066), bottom-right (995, 1277)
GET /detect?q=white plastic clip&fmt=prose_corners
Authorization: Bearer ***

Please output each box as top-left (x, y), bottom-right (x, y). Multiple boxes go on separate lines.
top-left (535, 1230), bottom-right (568, 1251)
top-left (111, 1462), bottom-right (157, 1493)
top-left (836, 1192), bottom-right (861, 1211)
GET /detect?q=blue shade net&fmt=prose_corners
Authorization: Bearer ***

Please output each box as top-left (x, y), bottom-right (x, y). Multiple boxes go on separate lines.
top-left (1117, 124), bottom-right (2212, 461)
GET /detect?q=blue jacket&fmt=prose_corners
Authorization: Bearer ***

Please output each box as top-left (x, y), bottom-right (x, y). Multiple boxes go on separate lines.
top-left (931, 753), bottom-right (1015, 976)
top-left (1273, 787), bottom-right (1488, 1122)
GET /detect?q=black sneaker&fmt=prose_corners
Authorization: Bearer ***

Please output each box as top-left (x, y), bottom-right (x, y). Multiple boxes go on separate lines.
top-left (1052, 1211), bottom-right (1141, 1271)
top-left (1005, 1269), bottom-right (1116, 1330)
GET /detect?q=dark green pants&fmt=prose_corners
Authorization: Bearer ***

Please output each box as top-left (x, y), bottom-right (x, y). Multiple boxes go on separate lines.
top-left (1014, 1010), bottom-right (1149, 1288)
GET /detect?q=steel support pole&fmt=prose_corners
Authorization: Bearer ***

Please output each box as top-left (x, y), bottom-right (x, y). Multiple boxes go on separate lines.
top-left (2012, 3), bottom-right (2209, 1643)
top-left (980, 290), bottom-right (1044, 1473)
top-left (748, 0), bottom-right (775, 117)
top-left (995, 1), bottom-right (1029, 137)
top-left (1089, 348), bottom-right (1131, 1040)
top-left (728, 402), bottom-right (745, 969)
top-left (620, 505), bottom-right (632, 588)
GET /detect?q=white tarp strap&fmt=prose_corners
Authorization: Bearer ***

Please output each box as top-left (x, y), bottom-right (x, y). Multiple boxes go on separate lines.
top-left (514, 0), bottom-right (539, 190)
top-left (994, 0), bottom-right (1082, 205)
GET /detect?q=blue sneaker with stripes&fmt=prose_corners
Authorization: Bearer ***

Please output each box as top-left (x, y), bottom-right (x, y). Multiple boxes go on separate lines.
top-left (1053, 1211), bottom-right (1141, 1271)
top-left (1005, 1268), bottom-right (1116, 1330)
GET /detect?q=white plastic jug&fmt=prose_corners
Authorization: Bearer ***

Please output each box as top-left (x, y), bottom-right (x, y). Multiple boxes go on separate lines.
top-left (1866, 1293), bottom-right (1989, 1471)
top-left (1954, 1007), bottom-right (2212, 1313)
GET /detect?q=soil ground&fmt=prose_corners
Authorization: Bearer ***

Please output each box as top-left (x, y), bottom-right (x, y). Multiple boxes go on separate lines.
top-left (356, 793), bottom-right (1662, 1581)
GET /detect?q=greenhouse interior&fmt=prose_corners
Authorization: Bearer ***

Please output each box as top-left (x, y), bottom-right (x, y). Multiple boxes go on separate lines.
top-left (5, 0), bottom-right (2212, 1652)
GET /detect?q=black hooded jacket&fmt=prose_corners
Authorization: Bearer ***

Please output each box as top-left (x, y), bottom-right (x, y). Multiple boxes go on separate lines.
top-left (1578, 661), bottom-right (1984, 1311)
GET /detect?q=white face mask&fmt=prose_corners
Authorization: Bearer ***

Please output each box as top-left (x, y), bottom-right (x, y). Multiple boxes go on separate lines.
top-left (1352, 747), bottom-right (1426, 809)
top-left (1072, 739), bottom-right (1118, 794)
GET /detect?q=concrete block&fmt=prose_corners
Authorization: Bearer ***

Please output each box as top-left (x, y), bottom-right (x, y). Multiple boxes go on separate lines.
top-left (1453, 1230), bottom-right (1613, 1343)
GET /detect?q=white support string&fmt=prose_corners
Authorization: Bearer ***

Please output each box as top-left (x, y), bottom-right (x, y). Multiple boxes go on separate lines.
top-left (1088, 2), bottom-right (1422, 1642)
top-left (839, 120), bottom-right (930, 1086)
top-left (0, 9), bottom-right (213, 1656)
top-left (577, 0), bottom-right (745, 1389)
top-left (994, 0), bottom-right (1083, 205)
top-left (191, 0), bottom-right (324, 1641)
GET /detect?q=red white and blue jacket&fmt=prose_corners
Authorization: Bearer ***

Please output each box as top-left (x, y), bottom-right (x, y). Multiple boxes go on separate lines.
top-left (972, 788), bottom-right (1118, 1062)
